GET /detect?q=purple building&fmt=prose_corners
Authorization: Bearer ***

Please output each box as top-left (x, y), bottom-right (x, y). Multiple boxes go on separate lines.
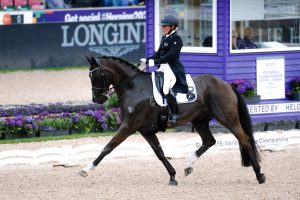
top-left (145, 0), bottom-right (300, 122)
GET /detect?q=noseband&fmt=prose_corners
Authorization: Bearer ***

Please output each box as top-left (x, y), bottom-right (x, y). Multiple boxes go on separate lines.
top-left (89, 63), bottom-right (113, 96)
top-left (89, 67), bottom-right (104, 92)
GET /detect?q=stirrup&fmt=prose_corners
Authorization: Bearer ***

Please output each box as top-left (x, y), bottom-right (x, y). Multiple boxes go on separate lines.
top-left (168, 114), bottom-right (179, 125)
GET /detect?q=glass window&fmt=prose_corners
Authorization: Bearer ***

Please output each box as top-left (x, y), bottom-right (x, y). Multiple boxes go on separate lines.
top-left (231, 0), bottom-right (300, 52)
top-left (155, 0), bottom-right (216, 53)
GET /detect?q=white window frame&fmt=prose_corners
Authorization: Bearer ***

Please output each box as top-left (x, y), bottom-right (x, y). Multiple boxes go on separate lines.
top-left (230, 0), bottom-right (300, 54)
top-left (154, 0), bottom-right (217, 54)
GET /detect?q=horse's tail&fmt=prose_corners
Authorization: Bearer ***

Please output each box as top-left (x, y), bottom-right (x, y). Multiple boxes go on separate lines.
top-left (231, 86), bottom-right (261, 167)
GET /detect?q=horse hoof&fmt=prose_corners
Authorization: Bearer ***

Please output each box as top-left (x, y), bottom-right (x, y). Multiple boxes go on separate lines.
top-left (184, 167), bottom-right (193, 176)
top-left (79, 170), bottom-right (88, 177)
top-left (169, 180), bottom-right (178, 186)
top-left (257, 174), bottom-right (266, 184)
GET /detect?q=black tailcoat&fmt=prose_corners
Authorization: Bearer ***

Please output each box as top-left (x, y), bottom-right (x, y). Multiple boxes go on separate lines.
top-left (147, 32), bottom-right (189, 94)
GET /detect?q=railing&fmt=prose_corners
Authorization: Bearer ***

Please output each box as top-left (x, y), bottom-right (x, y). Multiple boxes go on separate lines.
top-left (0, 131), bottom-right (299, 167)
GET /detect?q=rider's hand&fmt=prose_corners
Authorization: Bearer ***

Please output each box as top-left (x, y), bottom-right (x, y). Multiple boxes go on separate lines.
top-left (140, 58), bottom-right (147, 64)
top-left (148, 59), bottom-right (155, 67)
top-left (138, 58), bottom-right (147, 71)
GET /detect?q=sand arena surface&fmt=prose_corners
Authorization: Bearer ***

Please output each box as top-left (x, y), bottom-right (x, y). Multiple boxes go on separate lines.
top-left (0, 132), bottom-right (299, 200)
top-left (0, 69), bottom-right (91, 105)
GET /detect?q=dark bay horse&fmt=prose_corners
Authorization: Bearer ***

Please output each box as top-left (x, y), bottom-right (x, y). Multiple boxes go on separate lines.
top-left (80, 56), bottom-right (266, 185)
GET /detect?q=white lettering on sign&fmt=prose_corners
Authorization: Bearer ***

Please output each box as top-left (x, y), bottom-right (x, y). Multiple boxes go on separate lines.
top-left (63, 11), bottom-right (146, 23)
top-left (247, 102), bottom-right (300, 114)
top-left (61, 22), bottom-right (145, 47)
top-left (256, 57), bottom-right (285, 100)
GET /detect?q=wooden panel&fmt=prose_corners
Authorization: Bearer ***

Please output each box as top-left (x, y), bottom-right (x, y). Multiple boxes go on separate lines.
top-left (181, 54), bottom-right (223, 62)
top-left (226, 73), bottom-right (257, 80)
top-left (186, 67), bottom-right (224, 75)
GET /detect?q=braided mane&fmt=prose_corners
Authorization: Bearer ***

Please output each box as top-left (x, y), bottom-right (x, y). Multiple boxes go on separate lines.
top-left (99, 56), bottom-right (139, 71)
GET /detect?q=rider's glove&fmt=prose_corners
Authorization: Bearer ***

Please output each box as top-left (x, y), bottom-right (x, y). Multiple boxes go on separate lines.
top-left (140, 58), bottom-right (147, 64)
top-left (138, 58), bottom-right (147, 71)
top-left (148, 59), bottom-right (155, 67)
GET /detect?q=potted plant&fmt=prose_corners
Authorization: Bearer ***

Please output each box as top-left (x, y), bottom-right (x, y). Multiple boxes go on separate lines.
top-left (36, 117), bottom-right (72, 137)
top-left (229, 79), bottom-right (260, 104)
top-left (288, 77), bottom-right (300, 101)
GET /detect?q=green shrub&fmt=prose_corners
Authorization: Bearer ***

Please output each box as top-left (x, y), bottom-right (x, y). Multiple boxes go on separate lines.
top-left (105, 94), bottom-right (119, 108)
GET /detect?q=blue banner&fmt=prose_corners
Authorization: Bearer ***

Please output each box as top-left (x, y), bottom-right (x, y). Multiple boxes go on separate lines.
top-left (35, 7), bottom-right (145, 23)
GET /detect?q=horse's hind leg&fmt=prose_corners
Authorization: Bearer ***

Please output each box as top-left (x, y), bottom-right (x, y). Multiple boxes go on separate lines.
top-left (185, 119), bottom-right (216, 176)
top-left (229, 125), bottom-right (266, 184)
top-left (141, 133), bottom-right (178, 186)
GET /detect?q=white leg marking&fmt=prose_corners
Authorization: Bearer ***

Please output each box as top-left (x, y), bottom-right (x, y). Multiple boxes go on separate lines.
top-left (82, 163), bottom-right (95, 172)
top-left (80, 163), bottom-right (95, 177)
top-left (186, 152), bottom-right (198, 169)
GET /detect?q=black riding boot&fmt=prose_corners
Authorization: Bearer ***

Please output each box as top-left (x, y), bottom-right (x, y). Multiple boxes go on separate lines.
top-left (165, 92), bottom-right (179, 125)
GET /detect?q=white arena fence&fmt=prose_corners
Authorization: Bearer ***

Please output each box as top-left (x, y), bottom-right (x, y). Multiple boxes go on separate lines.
top-left (0, 131), bottom-right (299, 167)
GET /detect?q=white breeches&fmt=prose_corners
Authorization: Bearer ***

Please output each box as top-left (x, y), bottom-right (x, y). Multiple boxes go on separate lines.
top-left (157, 63), bottom-right (176, 95)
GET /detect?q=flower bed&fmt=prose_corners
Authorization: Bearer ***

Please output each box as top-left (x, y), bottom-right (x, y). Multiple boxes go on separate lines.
top-left (229, 79), bottom-right (258, 97)
top-left (0, 102), bottom-right (104, 118)
top-left (0, 100), bottom-right (121, 139)
top-left (229, 79), bottom-right (260, 104)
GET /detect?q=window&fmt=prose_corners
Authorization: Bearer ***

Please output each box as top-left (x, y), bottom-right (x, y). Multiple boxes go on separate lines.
top-left (155, 0), bottom-right (216, 53)
top-left (231, 0), bottom-right (300, 52)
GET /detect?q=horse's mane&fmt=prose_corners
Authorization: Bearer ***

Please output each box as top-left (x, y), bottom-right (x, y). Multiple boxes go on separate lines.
top-left (98, 56), bottom-right (148, 74)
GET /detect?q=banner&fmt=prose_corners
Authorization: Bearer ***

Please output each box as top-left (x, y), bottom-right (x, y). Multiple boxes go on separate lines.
top-left (247, 102), bottom-right (300, 114)
top-left (34, 7), bottom-right (146, 23)
top-left (0, 16), bottom-right (145, 69)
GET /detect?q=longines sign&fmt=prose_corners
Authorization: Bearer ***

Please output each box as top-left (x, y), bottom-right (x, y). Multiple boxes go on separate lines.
top-left (61, 21), bottom-right (145, 57)
top-left (0, 8), bottom-right (146, 69)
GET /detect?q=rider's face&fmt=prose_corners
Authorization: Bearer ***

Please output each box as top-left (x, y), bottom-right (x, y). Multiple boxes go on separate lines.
top-left (162, 25), bottom-right (172, 35)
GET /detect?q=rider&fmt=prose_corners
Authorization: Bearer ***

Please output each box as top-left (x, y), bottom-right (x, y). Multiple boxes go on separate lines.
top-left (140, 14), bottom-right (189, 125)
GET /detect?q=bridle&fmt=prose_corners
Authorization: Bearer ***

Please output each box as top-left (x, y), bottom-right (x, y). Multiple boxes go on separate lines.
top-left (89, 59), bottom-right (139, 98)
top-left (89, 67), bottom-right (104, 92)
top-left (89, 64), bottom-right (114, 96)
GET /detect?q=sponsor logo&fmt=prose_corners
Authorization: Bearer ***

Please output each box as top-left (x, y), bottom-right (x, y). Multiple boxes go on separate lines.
top-left (61, 21), bottom-right (145, 57)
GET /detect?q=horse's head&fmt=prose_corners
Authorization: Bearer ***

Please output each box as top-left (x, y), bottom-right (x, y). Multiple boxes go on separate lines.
top-left (86, 56), bottom-right (111, 104)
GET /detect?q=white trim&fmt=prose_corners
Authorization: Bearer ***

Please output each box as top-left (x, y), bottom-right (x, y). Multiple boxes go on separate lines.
top-left (181, 46), bottom-right (217, 53)
top-left (247, 102), bottom-right (300, 115)
top-left (154, 1), bottom-right (160, 51)
top-left (154, 0), bottom-right (217, 54)
top-left (231, 47), bottom-right (300, 54)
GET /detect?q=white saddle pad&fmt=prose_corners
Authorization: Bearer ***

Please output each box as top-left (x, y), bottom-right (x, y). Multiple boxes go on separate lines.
top-left (151, 72), bottom-right (197, 107)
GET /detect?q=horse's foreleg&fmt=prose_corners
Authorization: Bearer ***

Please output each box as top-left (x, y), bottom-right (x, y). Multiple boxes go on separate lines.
top-left (185, 120), bottom-right (216, 176)
top-left (142, 133), bottom-right (178, 186)
top-left (79, 125), bottom-right (132, 177)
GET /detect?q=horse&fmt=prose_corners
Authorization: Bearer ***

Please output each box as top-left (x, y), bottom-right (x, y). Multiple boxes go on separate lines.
top-left (80, 56), bottom-right (266, 186)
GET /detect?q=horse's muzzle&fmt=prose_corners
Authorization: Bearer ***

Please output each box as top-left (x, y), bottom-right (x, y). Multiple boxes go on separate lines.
top-left (92, 93), bottom-right (108, 104)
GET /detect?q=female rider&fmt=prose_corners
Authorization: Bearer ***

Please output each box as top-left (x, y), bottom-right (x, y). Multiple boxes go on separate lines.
top-left (140, 14), bottom-right (189, 125)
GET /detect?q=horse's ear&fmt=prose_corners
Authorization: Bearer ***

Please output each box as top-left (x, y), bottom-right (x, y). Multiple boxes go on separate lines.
top-left (85, 55), bottom-right (92, 64)
top-left (91, 57), bottom-right (97, 64)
